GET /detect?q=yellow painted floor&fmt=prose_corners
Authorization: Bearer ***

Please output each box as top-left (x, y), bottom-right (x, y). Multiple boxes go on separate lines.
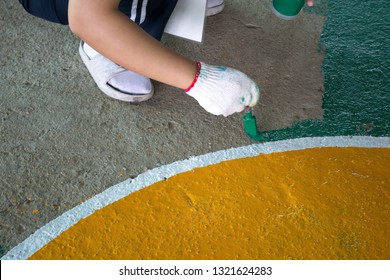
top-left (30, 147), bottom-right (389, 260)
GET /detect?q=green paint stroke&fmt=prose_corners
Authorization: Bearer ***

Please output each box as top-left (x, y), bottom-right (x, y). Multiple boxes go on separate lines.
top-left (265, 0), bottom-right (389, 141)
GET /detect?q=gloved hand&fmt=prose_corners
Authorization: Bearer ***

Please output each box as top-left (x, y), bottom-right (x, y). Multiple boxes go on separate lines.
top-left (185, 62), bottom-right (260, 117)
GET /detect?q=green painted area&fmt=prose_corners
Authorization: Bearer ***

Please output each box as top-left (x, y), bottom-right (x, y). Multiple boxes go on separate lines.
top-left (263, 0), bottom-right (389, 140)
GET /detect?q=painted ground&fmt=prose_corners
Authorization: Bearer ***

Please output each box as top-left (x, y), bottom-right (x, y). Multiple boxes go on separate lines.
top-left (2, 137), bottom-right (389, 260)
top-left (1, 1), bottom-right (389, 260)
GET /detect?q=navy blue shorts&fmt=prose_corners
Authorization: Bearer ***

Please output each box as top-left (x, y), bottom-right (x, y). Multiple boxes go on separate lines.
top-left (18, 0), bottom-right (178, 40)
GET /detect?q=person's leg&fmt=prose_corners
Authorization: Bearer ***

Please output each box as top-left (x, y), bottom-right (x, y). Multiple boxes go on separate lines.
top-left (18, 0), bottom-right (69, 25)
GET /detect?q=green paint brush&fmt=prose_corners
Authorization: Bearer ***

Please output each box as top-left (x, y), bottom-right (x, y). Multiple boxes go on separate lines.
top-left (243, 107), bottom-right (268, 142)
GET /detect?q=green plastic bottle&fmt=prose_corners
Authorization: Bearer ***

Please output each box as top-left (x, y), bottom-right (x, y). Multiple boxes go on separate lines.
top-left (272, 0), bottom-right (305, 20)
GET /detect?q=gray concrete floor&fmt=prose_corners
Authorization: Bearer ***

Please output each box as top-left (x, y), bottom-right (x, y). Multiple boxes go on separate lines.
top-left (0, 0), bottom-right (325, 257)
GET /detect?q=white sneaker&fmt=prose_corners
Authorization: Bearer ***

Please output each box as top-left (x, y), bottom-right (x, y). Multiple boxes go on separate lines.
top-left (206, 0), bottom-right (225, 16)
top-left (80, 42), bottom-right (154, 102)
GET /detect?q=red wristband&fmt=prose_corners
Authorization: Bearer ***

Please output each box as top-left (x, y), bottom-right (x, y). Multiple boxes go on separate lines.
top-left (185, 61), bottom-right (201, 92)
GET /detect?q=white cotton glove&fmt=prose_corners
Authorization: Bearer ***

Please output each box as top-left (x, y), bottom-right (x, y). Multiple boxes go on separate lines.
top-left (185, 62), bottom-right (260, 116)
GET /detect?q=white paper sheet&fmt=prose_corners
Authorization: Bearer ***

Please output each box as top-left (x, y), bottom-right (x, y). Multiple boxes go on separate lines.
top-left (164, 0), bottom-right (207, 43)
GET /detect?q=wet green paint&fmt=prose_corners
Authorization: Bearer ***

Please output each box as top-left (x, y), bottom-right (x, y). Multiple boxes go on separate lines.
top-left (261, 0), bottom-right (389, 141)
top-left (243, 109), bottom-right (268, 141)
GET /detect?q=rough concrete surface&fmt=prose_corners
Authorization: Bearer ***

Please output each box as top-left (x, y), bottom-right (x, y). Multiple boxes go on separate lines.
top-left (0, 0), bottom-right (325, 256)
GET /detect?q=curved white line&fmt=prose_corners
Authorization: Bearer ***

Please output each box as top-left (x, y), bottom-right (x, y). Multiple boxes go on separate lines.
top-left (2, 136), bottom-right (389, 260)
